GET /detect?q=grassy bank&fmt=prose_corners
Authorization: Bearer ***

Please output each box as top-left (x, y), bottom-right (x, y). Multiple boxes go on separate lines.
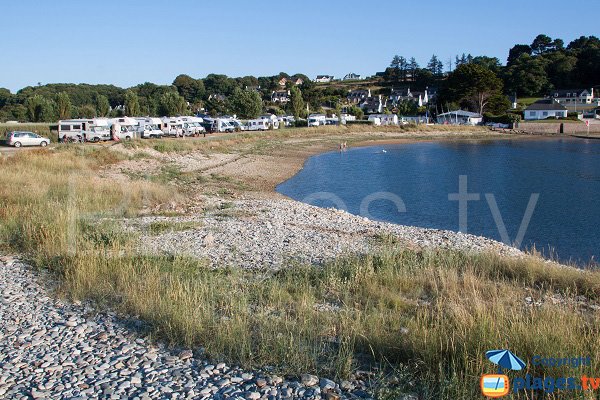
top-left (2, 136), bottom-right (598, 399)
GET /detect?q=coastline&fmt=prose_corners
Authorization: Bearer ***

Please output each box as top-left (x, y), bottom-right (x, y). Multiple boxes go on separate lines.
top-left (110, 129), bottom-right (565, 269)
top-left (3, 128), bottom-right (594, 400)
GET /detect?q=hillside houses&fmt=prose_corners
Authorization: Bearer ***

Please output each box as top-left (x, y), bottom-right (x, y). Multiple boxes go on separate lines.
top-left (549, 88), bottom-right (599, 111)
top-left (343, 73), bottom-right (361, 80)
top-left (347, 89), bottom-right (371, 103)
top-left (389, 87), bottom-right (434, 106)
top-left (278, 76), bottom-right (304, 86)
top-left (271, 90), bottom-right (290, 103)
top-left (315, 75), bottom-right (334, 83)
top-left (360, 95), bottom-right (387, 114)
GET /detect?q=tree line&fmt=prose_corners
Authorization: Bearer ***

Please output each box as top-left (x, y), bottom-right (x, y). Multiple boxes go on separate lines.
top-left (0, 72), bottom-right (336, 122)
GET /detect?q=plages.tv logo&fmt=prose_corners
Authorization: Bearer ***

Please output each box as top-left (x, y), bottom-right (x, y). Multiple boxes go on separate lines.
top-left (481, 349), bottom-right (526, 397)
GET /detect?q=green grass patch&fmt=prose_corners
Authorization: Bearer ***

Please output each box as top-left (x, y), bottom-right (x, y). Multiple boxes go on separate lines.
top-left (147, 220), bottom-right (202, 235)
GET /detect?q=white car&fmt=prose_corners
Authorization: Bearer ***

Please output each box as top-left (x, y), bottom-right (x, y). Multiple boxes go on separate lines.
top-left (4, 131), bottom-right (50, 147)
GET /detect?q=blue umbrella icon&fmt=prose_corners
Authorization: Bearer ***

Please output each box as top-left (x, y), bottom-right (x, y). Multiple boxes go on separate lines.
top-left (486, 349), bottom-right (526, 374)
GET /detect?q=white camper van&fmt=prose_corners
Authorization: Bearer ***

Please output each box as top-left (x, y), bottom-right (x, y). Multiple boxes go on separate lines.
top-left (58, 118), bottom-right (111, 142)
top-left (259, 114), bottom-right (279, 129)
top-left (180, 116), bottom-right (206, 136)
top-left (161, 117), bottom-right (184, 137)
top-left (246, 119), bottom-right (270, 131)
top-left (307, 114), bottom-right (326, 127)
top-left (134, 117), bottom-right (163, 139)
top-left (109, 117), bottom-right (139, 140)
top-left (204, 118), bottom-right (235, 133)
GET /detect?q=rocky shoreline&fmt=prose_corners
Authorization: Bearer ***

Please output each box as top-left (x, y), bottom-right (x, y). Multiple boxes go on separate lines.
top-left (136, 198), bottom-right (525, 270)
top-left (0, 256), bottom-right (391, 400)
top-left (0, 198), bottom-right (529, 400)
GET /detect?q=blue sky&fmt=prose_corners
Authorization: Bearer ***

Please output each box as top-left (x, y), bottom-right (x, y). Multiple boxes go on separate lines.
top-left (1, 0), bottom-right (598, 92)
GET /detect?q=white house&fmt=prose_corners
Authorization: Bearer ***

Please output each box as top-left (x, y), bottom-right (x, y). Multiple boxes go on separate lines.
top-left (315, 75), bottom-right (334, 83)
top-left (437, 110), bottom-right (483, 125)
top-left (550, 89), bottom-right (596, 111)
top-left (367, 114), bottom-right (398, 125)
top-left (524, 100), bottom-right (568, 120)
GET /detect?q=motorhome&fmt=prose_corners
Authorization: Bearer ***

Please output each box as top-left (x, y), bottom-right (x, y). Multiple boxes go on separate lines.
top-left (225, 119), bottom-right (245, 131)
top-left (246, 119), bottom-right (270, 131)
top-left (58, 118), bottom-right (111, 142)
top-left (307, 114), bottom-right (326, 127)
top-left (180, 116), bottom-right (206, 136)
top-left (109, 117), bottom-right (139, 140)
top-left (134, 117), bottom-right (163, 139)
top-left (161, 117), bottom-right (184, 137)
top-left (204, 118), bottom-right (235, 133)
top-left (259, 114), bottom-right (279, 129)
top-left (278, 116), bottom-right (295, 127)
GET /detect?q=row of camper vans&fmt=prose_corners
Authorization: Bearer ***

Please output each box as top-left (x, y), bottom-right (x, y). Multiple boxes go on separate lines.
top-left (57, 116), bottom-right (208, 142)
top-left (57, 113), bottom-right (287, 142)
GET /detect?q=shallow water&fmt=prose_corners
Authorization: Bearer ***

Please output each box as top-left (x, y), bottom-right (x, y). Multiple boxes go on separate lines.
top-left (277, 138), bottom-right (600, 266)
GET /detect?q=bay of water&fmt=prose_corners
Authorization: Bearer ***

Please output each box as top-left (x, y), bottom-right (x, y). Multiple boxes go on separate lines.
top-left (277, 138), bottom-right (600, 266)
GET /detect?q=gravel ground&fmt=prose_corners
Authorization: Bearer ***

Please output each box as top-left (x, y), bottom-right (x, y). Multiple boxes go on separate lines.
top-left (0, 256), bottom-right (386, 400)
top-left (136, 198), bottom-right (524, 269)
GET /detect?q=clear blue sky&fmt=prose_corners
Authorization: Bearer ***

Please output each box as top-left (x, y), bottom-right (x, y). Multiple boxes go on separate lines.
top-left (1, 0), bottom-right (598, 92)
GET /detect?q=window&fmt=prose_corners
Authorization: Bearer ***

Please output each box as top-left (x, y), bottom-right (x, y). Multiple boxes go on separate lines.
top-left (542, 112), bottom-right (548, 116)
top-left (72, 125), bottom-right (81, 130)
top-left (530, 111), bottom-right (537, 116)
top-left (60, 125), bottom-right (71, 131)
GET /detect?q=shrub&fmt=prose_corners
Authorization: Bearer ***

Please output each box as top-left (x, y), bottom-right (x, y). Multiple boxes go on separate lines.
top-left (346, 120), bottom-right (372, 125)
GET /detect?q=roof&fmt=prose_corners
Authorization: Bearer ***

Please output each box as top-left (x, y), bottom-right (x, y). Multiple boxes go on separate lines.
top-left (438, 110), bottom-right (482, 118)
top-left (525, 100), bottom-right (568, 111)
top-left (551, 89), bottom-right (591, 97)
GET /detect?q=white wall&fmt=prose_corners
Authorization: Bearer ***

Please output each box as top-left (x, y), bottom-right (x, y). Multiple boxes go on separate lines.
top-left (525, 110), bottom-right (568, 120)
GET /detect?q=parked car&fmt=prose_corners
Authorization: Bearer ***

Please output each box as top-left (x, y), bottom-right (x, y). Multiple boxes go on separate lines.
top-left (4, 131), bottom-right (50, 147)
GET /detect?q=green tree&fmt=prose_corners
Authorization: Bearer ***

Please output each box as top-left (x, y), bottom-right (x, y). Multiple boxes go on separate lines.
top-left (427, 54), bottom-right (444, 76)
top-left (228, 88), bottom-right (262, 119)
top-left (96, 94), bottom-right (111, 117)
top-left (158, 92), bottom-right (187, 116)
top-left (504, 54), bottom-right (549, 96)
top-left (531, 34), bottom-right (554, 55)
top-left (25, 95), bottom-right (56, 122)
top-left (348, 105), bottom-right (364, 120)
top-left (78, 104), bottom-right (97, 118)
top-left (442, 63), bottom-right (503, 115)
top-left (507, 44), bottom-right (532, 65)
top-left (124, 90), bottom-right (140, 116)
top-left (173, 74), bottom-right (205, 103)
top-left (0, 88), bottom-right (12, 108)
top-left (289, 86), bottom-right (305, 119)
top-left (56, 92), bottom-right (71, 120)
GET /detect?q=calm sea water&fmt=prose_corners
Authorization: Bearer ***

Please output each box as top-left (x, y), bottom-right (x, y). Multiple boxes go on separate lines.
top-left (277, 138), bottom-right (600, 266)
